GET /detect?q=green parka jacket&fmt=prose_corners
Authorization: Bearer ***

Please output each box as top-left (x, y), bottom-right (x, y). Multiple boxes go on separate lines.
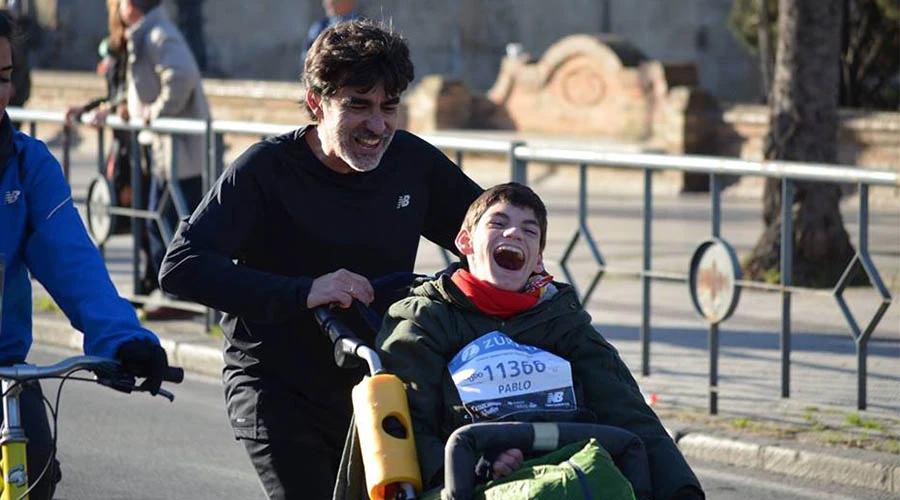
top-left (376, 275), bottom-right (702, 500)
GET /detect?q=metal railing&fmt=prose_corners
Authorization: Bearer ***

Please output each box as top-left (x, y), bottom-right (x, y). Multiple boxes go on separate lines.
top-left (8, 106), bottom-right (897, 413)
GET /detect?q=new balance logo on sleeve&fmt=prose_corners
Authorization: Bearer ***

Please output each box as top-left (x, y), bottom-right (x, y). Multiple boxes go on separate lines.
top-left (396, 194), bottom-right (411, 209)
top-left (4, 190), bottom-right (21, 205)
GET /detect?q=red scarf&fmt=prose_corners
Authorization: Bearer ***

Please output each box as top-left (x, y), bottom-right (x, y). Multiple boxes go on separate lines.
top-left (450, 269), bottom-right (552, 319)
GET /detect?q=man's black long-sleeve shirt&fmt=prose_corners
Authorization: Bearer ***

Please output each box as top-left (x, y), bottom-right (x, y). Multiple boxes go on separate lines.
top-left (160, 127), bottom-right (482, 440)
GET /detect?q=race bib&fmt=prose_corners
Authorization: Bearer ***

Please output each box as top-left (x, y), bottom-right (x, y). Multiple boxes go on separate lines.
top-left (448, 331), bottom-right (577, 421)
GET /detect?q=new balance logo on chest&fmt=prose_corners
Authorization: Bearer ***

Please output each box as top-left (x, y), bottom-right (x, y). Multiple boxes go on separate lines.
top-left (4, 190), bottom-right (21, 205)
top-left (396, 194), bottom-right (411, 209)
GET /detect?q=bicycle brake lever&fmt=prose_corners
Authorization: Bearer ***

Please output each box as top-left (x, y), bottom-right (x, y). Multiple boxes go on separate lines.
top-left (97, 374), bottom-right (176, 401)
top-left (156, 387), bottom-right (175, 402)
top-left (96, 374), bottom-right (137, 394)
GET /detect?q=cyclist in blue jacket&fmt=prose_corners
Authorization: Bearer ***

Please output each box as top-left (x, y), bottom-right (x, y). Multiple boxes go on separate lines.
top-left (0, 12), bottom-right (170, 499)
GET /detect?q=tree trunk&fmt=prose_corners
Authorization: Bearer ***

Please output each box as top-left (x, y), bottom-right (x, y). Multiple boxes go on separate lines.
top-left (757, 0), bottom-right (776, 102)
top-left (744, 0), bottom-right (859, 287)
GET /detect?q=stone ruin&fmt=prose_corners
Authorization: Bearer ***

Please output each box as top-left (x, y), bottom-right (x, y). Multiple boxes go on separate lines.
top-left (405, 34), bottom-right (720, 159)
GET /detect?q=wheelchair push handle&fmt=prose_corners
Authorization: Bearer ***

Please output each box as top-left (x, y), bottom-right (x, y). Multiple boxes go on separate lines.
top-left (313, 306), bottom-right (360, 347)
top-left (312, 271), bottom-right (426, 374)
top-left (313, 306), bottom-right (385, 375)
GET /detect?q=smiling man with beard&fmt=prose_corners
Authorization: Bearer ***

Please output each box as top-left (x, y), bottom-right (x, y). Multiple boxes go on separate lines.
top-left (158, 20), bottom-right (482, 500)
top-left (377, 183), bottom-right (705, 500)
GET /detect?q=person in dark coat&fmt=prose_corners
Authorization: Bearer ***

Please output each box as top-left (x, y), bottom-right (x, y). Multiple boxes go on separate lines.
top-left (159, 20), bottom-right (483, 500)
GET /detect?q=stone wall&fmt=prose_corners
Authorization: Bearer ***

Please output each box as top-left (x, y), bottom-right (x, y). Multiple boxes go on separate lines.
top-left (718, 105), bottom-right (900, 171)
top-left (401, 34), bottom-right (898, 182)
top-left (27, 0), bottom-right (760, 102)
top-left (29, 70), bottom-right (309, 126)
top-left (485, 34), bottom-right (654, 140)
top-left (29, 65), bottom-right (898, 178)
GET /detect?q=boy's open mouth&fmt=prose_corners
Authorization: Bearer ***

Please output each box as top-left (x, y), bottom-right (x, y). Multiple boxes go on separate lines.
top-left (493, 245), bottom-right (525, 271)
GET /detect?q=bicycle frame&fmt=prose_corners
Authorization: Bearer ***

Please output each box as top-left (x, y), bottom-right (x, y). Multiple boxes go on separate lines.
top-left (0, 378), bottom-right (29, 500)
top-left (0, 255), bottom-right (29, 500)
top-left (0, 259), bottom-right (182, 500)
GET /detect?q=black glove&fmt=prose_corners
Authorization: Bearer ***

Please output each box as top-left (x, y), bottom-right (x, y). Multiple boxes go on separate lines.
top-left (115, 339), bottom-right (169, 395)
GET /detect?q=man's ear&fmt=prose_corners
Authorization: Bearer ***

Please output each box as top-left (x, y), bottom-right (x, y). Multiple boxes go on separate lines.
top-left (305, 89), bottom-right (324, 120)
top-left (455, 229), bottom-right (474, 255)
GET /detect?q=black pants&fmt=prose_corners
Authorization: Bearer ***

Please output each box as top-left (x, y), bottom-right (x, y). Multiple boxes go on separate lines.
top-left (242, 431), bottom-right (344, 500)
top-left (0, 380), bottom-right (61, 500)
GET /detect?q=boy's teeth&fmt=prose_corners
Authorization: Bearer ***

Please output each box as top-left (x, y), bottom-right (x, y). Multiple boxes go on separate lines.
top-left (493, 245), bottom-right (526, 271)
top-left (496, 245), bottom-right (523, 257)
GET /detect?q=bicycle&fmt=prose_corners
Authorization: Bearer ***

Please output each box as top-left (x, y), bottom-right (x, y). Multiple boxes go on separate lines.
top-left (0, 355), bottom-right (183, 500)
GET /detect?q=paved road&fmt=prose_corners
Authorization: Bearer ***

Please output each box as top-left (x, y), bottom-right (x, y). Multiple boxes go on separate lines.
top-left (692, 461), bottom-right (898, 500)
top-left (26, 344), bottom-right (896, 500)
top-left (28, 346), bottom-right (263, 500)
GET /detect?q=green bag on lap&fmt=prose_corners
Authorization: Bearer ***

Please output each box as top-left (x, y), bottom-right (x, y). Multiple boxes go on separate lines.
top-left (425, 439), bottom-right (636, 500)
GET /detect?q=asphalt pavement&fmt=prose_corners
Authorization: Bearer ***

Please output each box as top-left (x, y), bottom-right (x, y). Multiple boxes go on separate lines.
top-left (28, 135), bottom-right (900, 496)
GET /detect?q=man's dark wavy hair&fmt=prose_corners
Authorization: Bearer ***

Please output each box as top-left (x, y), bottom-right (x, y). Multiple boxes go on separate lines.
top-left (302, 20), bottom-right (414, 120)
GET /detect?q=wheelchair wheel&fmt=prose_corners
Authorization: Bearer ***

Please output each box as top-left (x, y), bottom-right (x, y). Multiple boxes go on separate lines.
top-left (86, 175), bottom-right (119, 245)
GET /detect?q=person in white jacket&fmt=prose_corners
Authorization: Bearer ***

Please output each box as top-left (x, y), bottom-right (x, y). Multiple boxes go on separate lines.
top-left (116, 0), bottom-right (210, 317)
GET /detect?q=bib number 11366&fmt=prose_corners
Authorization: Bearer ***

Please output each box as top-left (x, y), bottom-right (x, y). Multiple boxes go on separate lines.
top-left (448, 331), bottom-right (576, 420)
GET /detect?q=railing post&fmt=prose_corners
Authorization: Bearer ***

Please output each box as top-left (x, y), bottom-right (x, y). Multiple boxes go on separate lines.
top-left (62, 125), bottom-right (72, 182)
top-left (709, 323), bottom-right (719, 415)
top-left (641, 169), bottom-right (652, 377)
top-left (710, 174), bottom-right (721, 237)
top-left (437, 149), bottom-right (466, 268)
top-left (96, 127), bottom-right (106, 175)
top-left (857, 182), bottom-right (869, 255)
top-left (509, 141), bottom-right (526, 184)
top-left (780, 178), bottom-right (793, 399)
top-left (857, 183), bottom-right (869, 409)
top-left (708, 173), bottom-right (722, 415)
top-left (204, 117), bottom-right (213, 193)
top-left (130, 132), bottom-right (145, 296)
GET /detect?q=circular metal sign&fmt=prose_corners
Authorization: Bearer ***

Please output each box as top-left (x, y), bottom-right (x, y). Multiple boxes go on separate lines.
top-left (689, 238), bottom-right (741, 324)
top-left (86, 176), bottom-right (116, 245)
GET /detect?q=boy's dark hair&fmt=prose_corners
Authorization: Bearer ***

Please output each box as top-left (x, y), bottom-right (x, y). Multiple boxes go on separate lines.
top-left (302, 20), bottom-right (414, 120)
top-left (462, 182), bottom-right (548, 251)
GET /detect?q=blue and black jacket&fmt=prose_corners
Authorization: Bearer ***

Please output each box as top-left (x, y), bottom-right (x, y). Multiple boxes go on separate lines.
top-left (0, 113), bottom-right (158, 363)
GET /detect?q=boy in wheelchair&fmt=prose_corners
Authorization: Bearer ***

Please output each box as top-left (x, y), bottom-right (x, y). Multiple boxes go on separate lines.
top-left (376, 183), bottom-right (704, 499)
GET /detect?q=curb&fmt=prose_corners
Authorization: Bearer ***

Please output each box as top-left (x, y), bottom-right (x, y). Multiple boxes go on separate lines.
top-left (32, 316), bottom-right (899, 495)
top-left (32, 316), bottom-right (224, 379)
top-left (673, 433), bottom-right (899, 494)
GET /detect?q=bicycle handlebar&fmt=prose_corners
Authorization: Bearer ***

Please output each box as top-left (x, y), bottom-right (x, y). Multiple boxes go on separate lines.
top-left (0, 356), bottom-right (184, 402)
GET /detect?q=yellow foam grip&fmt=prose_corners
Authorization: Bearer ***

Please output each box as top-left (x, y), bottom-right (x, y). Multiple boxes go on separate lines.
top-left (352, 374), bottom-right (422, 499)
